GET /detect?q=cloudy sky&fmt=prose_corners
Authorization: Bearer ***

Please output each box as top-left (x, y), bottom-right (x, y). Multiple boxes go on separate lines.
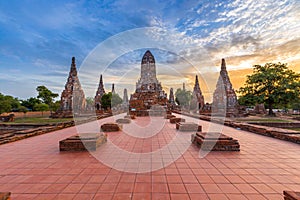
top-left (0, 0), bottom-right (299, 102)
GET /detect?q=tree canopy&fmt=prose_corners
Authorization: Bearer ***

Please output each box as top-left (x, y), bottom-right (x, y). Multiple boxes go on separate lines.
top-left (175, 88), bottom-right (191, 107)
top-left (101, 92), bottom-right (122, 110)
top-left (21, 97), bottom-right (41, 111)
top-left (238, 63), bottom-right (300, 115)
top-left (0, 93), bottom-right (20, 114)
top-left (36, 86), bottom-right (59, 113)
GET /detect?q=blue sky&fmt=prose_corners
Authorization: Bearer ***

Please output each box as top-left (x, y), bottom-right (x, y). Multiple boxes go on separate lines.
top-left (0, 0), bottom-right (299, 101)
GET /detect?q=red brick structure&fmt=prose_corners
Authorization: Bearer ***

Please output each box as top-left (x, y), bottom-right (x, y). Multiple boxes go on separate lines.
top-left (59, 133), bottom-right (107, 151)
top-left (212, 59), bottom-right (239, 117)
top-left (190, 75), bottom-right (205, 113)
top-left (191, 132), bottom-right (240, 151)
top-left (129, 50), bottom-right (168, 116)
top-left (168, 88), bottom-right (176, 107)
top-left (53, 57), bottom-right (86, 118)
top-left (100, 123), bottom-right (122, 132)
top-left (176, 122), bottom-right (202, 132)
top-left (94, 74), bottom-right (106, 111)
top-left (170, 117), bottom-right (186, 124)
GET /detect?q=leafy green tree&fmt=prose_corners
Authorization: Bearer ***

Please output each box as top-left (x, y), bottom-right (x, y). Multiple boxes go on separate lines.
top-left (0, 93), bottom-right (12, 114)
top-left (0, 93), bottom-right (20, 114)
top-left (21, 97), bottom-right (41, 111)
top-left (85, 97), bottom-right (94, 110)
top-left (238, 63), bottom-right (300, 116)
top-left (101, 92), bottom-right (122, 110)
top-left (175, 88), bottom-right (191, 107)
top-left (52, 100), bottom-right (61, 112)
top-left (33, 103), bottom-right (49, 116)
top-left (112, 93), bottom-right (122, 108)
top-left (36, 86), bottom-right (58, 114)
top-left (85, 97), bottom-right (94, 105)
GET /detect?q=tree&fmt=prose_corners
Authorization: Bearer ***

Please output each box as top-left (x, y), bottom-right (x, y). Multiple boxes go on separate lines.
top-left (85, 97), bottom-right (94, 110)
top-left (0, 93), bottom-right (12, 114)
top-left (175, 88), bottom-right (191, 107)
top-left (101, 92), bottom-right (122, 110)
top-left (21, 97), bottom-right (41, 111)
top-left (33, 103), bottom-right (49, 116)
top-left (112, 93), bottom-right (123, 108)
top-left (36, 86), bottom-right (58, 114)
top-left (52, 100), bottom-right (61, 112)
top-left (0, 93), bottom-right (20, 114)
top-left (238, 63), bottom-right (300, 116)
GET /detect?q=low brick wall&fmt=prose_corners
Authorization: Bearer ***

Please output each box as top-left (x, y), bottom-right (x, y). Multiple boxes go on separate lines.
top-left (283, 191), bottom-right (300, 200)
top-left (191, 132), bottom-right (240, 151)
top-left (59, 133), bottom-right (107, 151)
top-left (176, 122), bottom-right (202, 132)
top-left (170, 117), bottom-right (186, 124)
top-left (0, 114), bottom-right (112, 145)
top-left (173, 110), bottom-right (300, 145)
top-left (248, 122), bottom-right (300, 128)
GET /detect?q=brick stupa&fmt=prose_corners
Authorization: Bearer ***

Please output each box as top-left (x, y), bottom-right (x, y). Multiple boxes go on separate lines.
top-left (169, 88), bottom-right (175, 105)
top-left (94, 74), bottom-right (105, 111)
top-left (212, 59), bottom-right (239, 117)
top-left (129, 50), bottom-right (168, 116)
top-left (190, 75), bottom-right (205, 112)
top-left (53, 57), bottom-right (86, 118)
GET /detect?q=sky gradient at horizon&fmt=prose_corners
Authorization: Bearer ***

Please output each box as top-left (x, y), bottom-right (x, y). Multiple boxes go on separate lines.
top-left (0, 0), bottom-right (299, 101)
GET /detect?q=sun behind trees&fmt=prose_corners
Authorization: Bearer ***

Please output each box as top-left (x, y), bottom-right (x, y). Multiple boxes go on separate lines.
top-left (238, 63), bottom-right (300, 116)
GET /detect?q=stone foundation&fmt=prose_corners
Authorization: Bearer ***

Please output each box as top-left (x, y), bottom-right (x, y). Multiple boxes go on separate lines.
top-left (173, 110), bottom-right (300, 145)
top-left (170, 117), bottom-right (186, 124)
top-left (164, 114), bottom-right (176, 119)
top-left (0, 114), bottom-right (14, 122)
top-left (0, 192), bottom-right (11, 200)
top-left (116, 118), bottom-right (131, 124)
top-left (124, 115), bottom-right (136, 119)
top-left (101, 123), bottom-right (122, 132)
top-left (283, 191), bottom-right (300, 200)
top-left (59, 133), bottom-right (107, 151)
top-left (191, 132), bottom-right (240, 151)
top-left (176, 122), bottom-right (202, 132)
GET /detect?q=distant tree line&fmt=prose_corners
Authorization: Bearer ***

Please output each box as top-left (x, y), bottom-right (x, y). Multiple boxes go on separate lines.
top-left (0, 86), bottom-right (60, 115)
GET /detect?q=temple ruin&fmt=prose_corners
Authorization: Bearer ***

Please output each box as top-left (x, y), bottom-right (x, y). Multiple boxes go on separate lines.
top-left (212, 58), bottom-right (239, 117)
top-left (53, 57), bottom-right (86, 118)
top-left (94, 74), bottom-right (106, 111)
top-left (129, 50), bottom-right (168, 116)
top-left (190, 75), bottom-right (205, 113)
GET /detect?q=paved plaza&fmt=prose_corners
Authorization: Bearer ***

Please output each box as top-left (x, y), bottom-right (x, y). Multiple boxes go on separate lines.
top-left (0, 114), bottom-right (300, 200)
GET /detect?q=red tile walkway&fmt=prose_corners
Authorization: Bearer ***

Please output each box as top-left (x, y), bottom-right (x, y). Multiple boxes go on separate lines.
top-left (0, 113), bottom-right (299, 200)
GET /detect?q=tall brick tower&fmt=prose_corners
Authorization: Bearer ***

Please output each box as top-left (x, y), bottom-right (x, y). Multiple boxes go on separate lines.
top-left (212, 58), bottom-right (239, 117)
top-left (190, 75), bottom-right (205, 112)
top-left (54, 57), bottom-right (86, 117)
top-left (94, 74), bottom-right (105, 110)
top-left (129, 50), bottom-right (168, 116)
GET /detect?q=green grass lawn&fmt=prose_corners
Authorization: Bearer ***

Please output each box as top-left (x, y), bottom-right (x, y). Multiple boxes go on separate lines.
top-left (236, 118), bottom-right (291, 122)
top-left (5, 117), bottom-right (73, 124)
top-left (285, 128), bottom-right (300, 131)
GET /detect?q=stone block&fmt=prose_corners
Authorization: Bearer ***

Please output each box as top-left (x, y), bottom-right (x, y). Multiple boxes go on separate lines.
top-left (170, 117), bottom-right (186, 124)
top-left (124, 115), bottom-right (136, 119)
top-left (283, 191), bottom-right (300, 200)
top-left (59, 133), bottom-right (107, 151)
top-left (116, 118), bottom-right (131, 124)
top-left (164, 114), bottom-right (176, 119)
top-left (101, 123), bottom-right (122, 132)
top-left (191, 132), bottom-right (240, 151)
top-left (176, 122), bottom-right (202, 132)
top-left (0, 192), bottom-right (11, 200)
